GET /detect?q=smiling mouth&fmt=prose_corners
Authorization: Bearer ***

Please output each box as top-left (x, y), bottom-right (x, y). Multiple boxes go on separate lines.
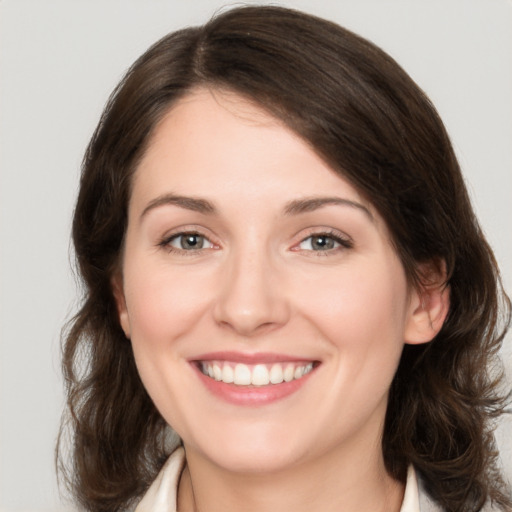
top-left (197, 361), bottom-right (316, 386)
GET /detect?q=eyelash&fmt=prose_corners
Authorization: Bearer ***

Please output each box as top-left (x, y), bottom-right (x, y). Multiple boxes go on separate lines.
top-left (294, 229), bottom-right (353, 255)
top-left (158, 231), bottom-right (216, 255)
top-left (158, 229), bottom-right (353, 256)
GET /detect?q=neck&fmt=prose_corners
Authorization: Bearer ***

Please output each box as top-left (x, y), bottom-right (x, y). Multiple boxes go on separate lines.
top-left (177, 440), bottom-right (404, 512)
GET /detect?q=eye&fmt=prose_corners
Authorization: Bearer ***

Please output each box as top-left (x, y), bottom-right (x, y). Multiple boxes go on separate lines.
top-left (165, 232), bottom-right (215, 251)
top-left (297, 232), bottom-right (352, 252)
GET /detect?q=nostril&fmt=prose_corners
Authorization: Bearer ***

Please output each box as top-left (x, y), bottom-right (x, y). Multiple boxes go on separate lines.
top-left (216, 317), bottom-right (280, 337)
top-left (213, 300), bottom-right (290, 336)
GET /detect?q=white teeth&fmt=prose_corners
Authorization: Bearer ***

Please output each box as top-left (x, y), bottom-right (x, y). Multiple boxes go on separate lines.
top-left (222, 364), bottom-right (234, 383)
top-left (283, 364), bottom-right (295, 382)
top-left (251, 364), bottom-right (270, 386)
top-left (201, 361), bottom-right (315, 386)
top-left (213, 363), bottom-right (222, 381)
top-left (269, 363), bottom-right (284, 384)
top-left (234, 363), bottom-right (252, 385)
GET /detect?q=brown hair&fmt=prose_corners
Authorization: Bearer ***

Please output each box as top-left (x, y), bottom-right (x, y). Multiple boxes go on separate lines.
top-left (59, 6), bottom-right (511, 511)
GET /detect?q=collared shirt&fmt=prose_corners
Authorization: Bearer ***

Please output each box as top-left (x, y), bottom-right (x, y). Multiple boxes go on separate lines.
top-left (135, 447), bottom-right (424, 512)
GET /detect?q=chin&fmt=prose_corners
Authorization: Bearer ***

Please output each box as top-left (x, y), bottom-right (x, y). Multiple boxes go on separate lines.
top-left (185, 421), bottom-right (310, 474)
top-left (208, 445), bottom-right (303, 474)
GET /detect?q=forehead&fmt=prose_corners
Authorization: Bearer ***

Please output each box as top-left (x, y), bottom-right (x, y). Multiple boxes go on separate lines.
top-left (138, 88), bottom-right (298, 180)
top-left (133, 88), bottom-right (367, 203)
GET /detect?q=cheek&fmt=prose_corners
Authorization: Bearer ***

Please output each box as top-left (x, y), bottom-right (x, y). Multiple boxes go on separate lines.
top-left (123, 259), bottom-right (214, 352)
top-left (296, 257), bottom-right (410, 362)
top-left (121, 260), bottom-right (214, 422)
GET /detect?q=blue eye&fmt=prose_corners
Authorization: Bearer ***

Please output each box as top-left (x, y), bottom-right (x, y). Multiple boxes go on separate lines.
top-left (166, 233), bottom-right (214, 251)
top-left (298, 233), bottom-right (351, 251)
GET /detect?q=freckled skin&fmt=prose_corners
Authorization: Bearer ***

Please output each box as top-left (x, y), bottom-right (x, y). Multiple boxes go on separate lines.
top-left (115, 89), bottom-right (447, 511)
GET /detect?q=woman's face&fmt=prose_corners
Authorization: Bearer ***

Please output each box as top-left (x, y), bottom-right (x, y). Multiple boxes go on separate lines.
top-left (116, 88), bottom-right (425, 473)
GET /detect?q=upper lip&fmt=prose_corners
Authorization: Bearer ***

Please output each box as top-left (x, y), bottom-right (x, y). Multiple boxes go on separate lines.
top-left (191, 351), bottom-right (318, 364)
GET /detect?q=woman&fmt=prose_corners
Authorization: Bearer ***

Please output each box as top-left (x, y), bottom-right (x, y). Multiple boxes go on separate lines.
top-left (59, 6), bottom-right (511, 512)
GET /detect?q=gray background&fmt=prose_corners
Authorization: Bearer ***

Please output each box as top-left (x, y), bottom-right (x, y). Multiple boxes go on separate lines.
top-left (1, 0), bottom-right (510, 510)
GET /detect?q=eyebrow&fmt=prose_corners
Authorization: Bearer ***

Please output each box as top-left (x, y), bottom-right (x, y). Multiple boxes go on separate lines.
top-left (141, 193), bottom-right (217, 219)
top-left (284, 196), bottom-right (373, 220)
top-left (140, 193), bottom-right (373, 221)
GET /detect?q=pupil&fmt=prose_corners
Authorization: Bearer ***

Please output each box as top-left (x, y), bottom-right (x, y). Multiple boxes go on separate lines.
top-left (313, 236), bottom-right (333, 250)
top-left (182, 235), bottom-right (202, 249)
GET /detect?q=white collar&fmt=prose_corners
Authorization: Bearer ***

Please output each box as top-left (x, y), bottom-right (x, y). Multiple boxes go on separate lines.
top-left (135, 447), bottom-right (421, 512)
top-left (135, 447), bottom-right (186, 512)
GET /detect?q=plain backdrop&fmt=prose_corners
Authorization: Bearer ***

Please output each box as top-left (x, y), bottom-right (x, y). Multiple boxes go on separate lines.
top-left (1, 1), bottom-right (511, 510)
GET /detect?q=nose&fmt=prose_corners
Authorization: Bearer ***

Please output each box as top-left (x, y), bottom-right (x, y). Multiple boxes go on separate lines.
top-left (213, 247), bottom-right (290, 337)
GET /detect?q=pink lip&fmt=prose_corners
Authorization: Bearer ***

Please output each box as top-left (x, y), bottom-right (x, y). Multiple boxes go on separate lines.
top-left (189, 352), bottom-right (319, 406)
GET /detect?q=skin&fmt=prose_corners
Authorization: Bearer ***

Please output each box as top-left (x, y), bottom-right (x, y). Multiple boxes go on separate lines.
top-left (114, 88), bottom-right (449, 512)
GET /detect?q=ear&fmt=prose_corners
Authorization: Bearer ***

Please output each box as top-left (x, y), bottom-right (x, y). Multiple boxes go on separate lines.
top-left (404, 262), bottom-right (450, 345)
top-left (111, 273), bottom-right (131, 339)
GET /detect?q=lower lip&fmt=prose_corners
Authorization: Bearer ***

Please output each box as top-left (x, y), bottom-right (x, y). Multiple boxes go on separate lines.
top-left (192, 364), bottom-right (316, 406)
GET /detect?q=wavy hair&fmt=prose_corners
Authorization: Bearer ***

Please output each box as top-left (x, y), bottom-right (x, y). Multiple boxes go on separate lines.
top-left (58, 6), bottom-right (511, 511)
